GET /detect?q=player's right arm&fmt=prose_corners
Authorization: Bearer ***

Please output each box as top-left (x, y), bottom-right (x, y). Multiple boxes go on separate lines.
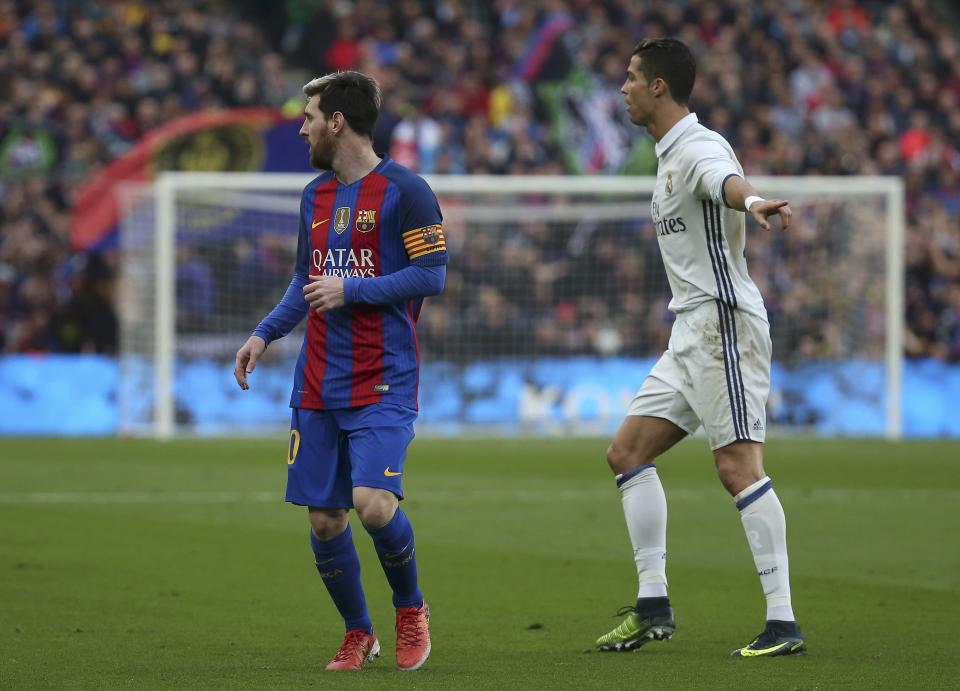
top-left (684, 139), bottom-right (792, 231)
top-left (722, 175), bottom-right (792, 232)
top-left (234, 195), bottom-right (312, 390)
top-left (234, 335), bottom-right (266, 390)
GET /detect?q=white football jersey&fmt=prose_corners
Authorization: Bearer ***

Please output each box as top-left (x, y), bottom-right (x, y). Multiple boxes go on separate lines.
top-left (651, 113), bottom-right (767, 321)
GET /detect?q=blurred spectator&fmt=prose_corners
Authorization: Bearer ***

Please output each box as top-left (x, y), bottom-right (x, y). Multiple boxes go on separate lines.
top-left (54, 252), bottom-right (117, 353)
top-left (175, 245), bottom-right (214, 331)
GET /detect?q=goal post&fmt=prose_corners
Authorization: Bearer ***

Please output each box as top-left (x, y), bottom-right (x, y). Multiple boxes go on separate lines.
top-left (119, 173), bottom-right (904, 439)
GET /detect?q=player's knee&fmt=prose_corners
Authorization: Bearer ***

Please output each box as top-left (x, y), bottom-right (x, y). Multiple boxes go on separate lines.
top-left (714, 449), bottom-right (764, 496)
top-left (353, 488), bottom-right (398, 530)
top-left (606, 442), bottom-right (652, 474)
top-left (715, 463), bottom-right (742, 495)
top-left (308, 508), bottom-right (349, 540)
top-left (606, 443), bottom-right (624, 472)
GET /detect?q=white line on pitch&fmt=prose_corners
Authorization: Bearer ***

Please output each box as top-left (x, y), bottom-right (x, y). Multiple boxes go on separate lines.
top-left (0, 491), bottom-right (279, 504)
top-left (0, 488), bottom-right (620, 505)
top-left (0, 487), bottom-right (955, 506)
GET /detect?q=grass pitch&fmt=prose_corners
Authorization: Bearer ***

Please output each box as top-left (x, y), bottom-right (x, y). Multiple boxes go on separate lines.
top-left (1, 436), bottom-right (958, 689)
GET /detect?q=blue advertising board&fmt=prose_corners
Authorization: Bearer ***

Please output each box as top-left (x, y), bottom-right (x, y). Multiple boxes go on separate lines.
top-left (0, 355), bottom-right (957, 438)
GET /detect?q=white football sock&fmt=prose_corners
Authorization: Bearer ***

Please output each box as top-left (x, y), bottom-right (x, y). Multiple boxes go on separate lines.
top-left (617, 465), bottom-right (668, 599)
top-left (735, 477), bottom-right (795, 622)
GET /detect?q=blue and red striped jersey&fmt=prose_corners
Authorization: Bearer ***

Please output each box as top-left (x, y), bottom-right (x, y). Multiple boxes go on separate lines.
top-left (280, 155), bottom-right (447, 410)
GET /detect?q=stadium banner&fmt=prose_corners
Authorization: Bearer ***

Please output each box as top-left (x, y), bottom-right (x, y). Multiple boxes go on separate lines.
top-left (0, 355), bottom-right (955, 438)
top-left (70, 109), bottom-right (309, 251)
top-left (539, 71), bottom-right (657, 175)
top-left (0, 124), bottom-right (57, 179)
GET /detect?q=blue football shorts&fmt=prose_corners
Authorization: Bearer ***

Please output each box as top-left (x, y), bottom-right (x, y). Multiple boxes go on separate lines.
top-left (285, 402), bottom-right (417, 508)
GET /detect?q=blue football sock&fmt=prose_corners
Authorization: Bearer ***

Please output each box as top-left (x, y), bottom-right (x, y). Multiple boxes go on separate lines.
top-left (367, 509), bottom-right (423, 609)
top-left (310, 524), bottom-right (372, 633)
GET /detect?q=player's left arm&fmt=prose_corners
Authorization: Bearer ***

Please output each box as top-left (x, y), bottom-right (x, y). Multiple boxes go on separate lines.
top-left (304, 176), bottom-right (447, 312)
top-left (722, 175), bottom-right (792, 232)
top-left (304, 265), bottom-right (446, 312)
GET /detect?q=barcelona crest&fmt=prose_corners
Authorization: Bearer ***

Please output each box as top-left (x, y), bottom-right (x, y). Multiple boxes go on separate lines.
top-left (355, 209), bottom-right (377, 233)
top-left (333, 206), bottom-right (351, 234)
top-left (401, 224), bottom-right (446, 259)
top-left (422, 225), bottom-right (441, 244)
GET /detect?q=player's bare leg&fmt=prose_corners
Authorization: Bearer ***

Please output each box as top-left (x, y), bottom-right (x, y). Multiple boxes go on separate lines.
top-left (307, 508), bottom-right (380, 671)
top-left (309, 507), bottom-right (349, 539)
top-left (352, 486), bottom-right (398, 529)
top-left (606, 414), bottom-right (688, 475)
top-left (714, 441), bottom-right (805, 657)
top-left (354, 487), bottom-right (431, 670)
top-left (597, 416), bottom-right (686, 651)
top-left (712, 439), bottom-right (764, 495)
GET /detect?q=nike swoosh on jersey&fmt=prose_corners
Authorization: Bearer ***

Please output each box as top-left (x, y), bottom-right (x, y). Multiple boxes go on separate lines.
top-left (312, 218), bottom-right (329, 228)
top-left (383, 468), bottom-right (402, 477)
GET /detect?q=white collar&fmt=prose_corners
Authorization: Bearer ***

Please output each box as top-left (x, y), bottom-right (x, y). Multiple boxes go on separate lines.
top-left (654, 112), bottom-right (698, 157)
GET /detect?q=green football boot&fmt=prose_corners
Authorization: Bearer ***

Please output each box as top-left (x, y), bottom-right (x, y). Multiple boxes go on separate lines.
top-left (596, 605), bottom-right (675, 652)
top-left (731, 620), bottom-right (806, 657)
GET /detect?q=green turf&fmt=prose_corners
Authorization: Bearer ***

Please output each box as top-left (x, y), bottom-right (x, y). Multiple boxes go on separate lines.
top-left (1, 437), bottom-right (958, 689)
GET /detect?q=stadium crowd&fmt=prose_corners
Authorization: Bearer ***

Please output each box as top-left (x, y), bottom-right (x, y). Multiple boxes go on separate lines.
top-left (1, 0), bottom-right (958, 362)
top-left (0, 0), bottom-right (292, 353)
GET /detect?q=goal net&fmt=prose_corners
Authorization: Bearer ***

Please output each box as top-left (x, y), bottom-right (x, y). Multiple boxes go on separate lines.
top-left (117, 174), bottom-right (904, 438)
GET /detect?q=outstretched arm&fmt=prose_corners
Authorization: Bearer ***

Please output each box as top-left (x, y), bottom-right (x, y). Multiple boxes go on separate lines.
top-left (303, 264), bottom-right (446, 312)
top-left (723, 175), bottom-right (792, 231)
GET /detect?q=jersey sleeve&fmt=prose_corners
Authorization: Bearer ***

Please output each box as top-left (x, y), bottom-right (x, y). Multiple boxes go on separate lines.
top-left (250, 191), bottom-right (311, 344)
top-left (344, 264), bottom-right (445, 304)
top-left (294, 194), bottom-right (311, 280)
top-left (397, 176), bottom-right (448, 267)
top-left (682, 140), bottom-right (742, 206)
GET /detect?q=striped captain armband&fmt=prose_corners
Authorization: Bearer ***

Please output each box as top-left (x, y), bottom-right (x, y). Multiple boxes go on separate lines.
top-left (402, 224), bottom-right (446, 260)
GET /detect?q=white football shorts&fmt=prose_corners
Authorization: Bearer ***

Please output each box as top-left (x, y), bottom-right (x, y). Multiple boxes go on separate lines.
top-left (627, 300), bottom-right (771, 449)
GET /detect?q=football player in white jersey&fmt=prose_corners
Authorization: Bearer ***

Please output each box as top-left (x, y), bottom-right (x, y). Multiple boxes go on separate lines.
top-left (594, 38), bottom-right (805, 658)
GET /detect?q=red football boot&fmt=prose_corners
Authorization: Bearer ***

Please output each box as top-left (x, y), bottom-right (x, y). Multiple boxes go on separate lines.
top-left (325, 629), bottom-right (380, 671)
top-left (395, 602), bottom-right (431, 670)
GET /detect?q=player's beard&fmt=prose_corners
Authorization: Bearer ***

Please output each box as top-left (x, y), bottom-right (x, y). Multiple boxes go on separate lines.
top-left (309, 129), bottom-right (335, 170)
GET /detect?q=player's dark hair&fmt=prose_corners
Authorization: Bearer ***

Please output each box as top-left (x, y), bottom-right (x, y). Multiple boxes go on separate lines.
top-left (631, 38), bottom-right (696, 106)
top-left (303, 71), bottom-right (381, 139)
